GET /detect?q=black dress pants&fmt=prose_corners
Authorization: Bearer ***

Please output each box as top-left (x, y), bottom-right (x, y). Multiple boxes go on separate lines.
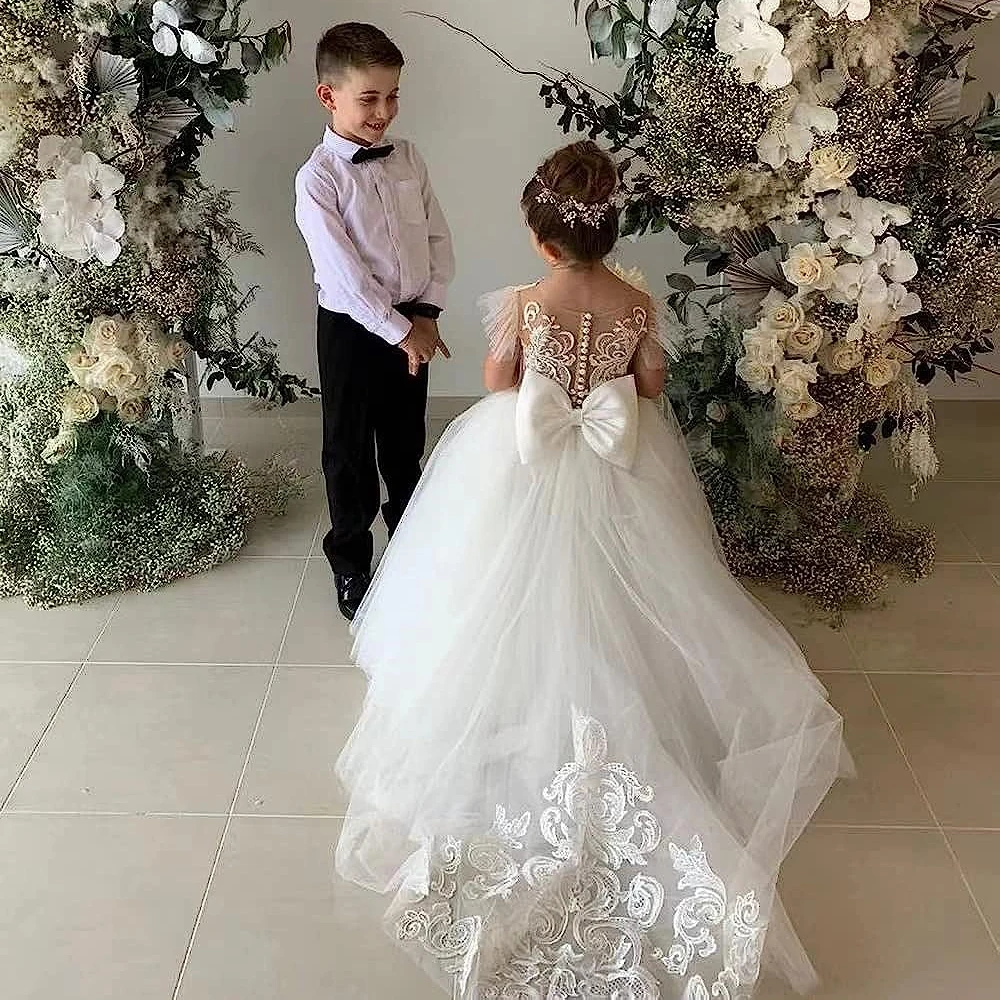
top-left (317, 305), bottom-right (428, 577)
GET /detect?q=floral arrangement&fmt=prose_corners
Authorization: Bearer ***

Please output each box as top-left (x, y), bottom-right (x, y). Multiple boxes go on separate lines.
top-left (476, 0), bottom-right (999, 612)
top-left (0, 1), bottom-right (311, 607)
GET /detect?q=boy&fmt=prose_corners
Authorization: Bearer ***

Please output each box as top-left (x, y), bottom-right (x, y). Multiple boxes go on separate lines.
top-left (295, 22), bottom-right (455, 621)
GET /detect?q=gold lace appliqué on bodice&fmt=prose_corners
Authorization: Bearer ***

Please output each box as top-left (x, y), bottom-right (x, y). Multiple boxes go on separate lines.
top-left (521, 300), bottom-right (650, 408)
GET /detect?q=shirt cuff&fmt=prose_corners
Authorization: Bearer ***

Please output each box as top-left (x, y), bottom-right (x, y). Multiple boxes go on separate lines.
top-left (420, 280), bottom-right (449, 312)
top-left (376, 309), bottom-right (413, 346)
top-left (412, 303), bottom-right (442, 320)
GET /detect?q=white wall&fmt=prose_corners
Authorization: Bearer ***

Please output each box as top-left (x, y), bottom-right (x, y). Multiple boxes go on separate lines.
top-left (199, 1), bottom-right (1000, 400)
top-left (198, 0), bottom-right (683, 399)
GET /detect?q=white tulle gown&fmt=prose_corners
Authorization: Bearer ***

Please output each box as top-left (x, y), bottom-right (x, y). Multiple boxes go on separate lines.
top-left (335, 282), bottom-right (851, 1000)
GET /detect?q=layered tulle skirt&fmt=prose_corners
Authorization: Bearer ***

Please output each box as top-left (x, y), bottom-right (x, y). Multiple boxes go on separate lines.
top-left (335, 390), bottom-right (850, 999)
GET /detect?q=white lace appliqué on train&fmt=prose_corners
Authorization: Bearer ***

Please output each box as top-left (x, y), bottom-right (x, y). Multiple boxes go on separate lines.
top-left (393, 710), bottom-right (768, 1000)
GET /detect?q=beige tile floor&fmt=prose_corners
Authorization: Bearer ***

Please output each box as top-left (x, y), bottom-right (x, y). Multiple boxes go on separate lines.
top-left (1, 400), bottom-right (999, 998)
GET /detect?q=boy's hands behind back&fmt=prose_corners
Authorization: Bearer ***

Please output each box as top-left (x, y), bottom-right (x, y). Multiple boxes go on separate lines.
top-left (400, 316), bottom-right (451, 376)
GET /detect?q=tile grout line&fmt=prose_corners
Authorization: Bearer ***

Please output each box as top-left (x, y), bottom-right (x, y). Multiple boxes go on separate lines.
top-left (952, 520), bottom-right (985, 565)
top-left (864, 672), bottom-right (1000, 954)
top-left (7, 805), bottom-right (1000, 829)
top-left (0, 595), bottom-right (123, 813)
top-left (7, 659), bottom-right (1000, 676)
top-left (170, 523), bottom-right (320, 999)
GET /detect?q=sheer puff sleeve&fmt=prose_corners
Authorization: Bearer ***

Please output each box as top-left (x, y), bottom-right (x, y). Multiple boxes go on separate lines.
top-left (635, 296), bottom-right (672, 371)
top-left (477, 286), bottom-right (523, 362)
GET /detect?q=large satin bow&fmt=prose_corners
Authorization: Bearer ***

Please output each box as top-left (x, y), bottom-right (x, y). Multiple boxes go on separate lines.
top-left (516, 369), bottom-right (639, 470)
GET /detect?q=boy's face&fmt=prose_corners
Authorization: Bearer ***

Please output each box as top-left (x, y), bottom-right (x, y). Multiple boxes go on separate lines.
top-left (317, 65), bottom-right (401, 146)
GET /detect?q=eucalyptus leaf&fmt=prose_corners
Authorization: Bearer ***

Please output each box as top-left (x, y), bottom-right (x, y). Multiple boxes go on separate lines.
top-left (240, 40), bottom-right (261, 73)
top-left (667, 272), bottom-right (696, 292)
top-left (610, 19), bottom-right (628, 65)
top-left (190, 80), bottom-right (235, 131)
top-left (623, 21), bottom-right (643, 60)
top-left (592, 35), bottom-right (615, 59)
top-left (189, 0), bottom-right (226, 19)
top-left (263, 25), bottom-right (290, 65)
top-left (585, 3), bottom-right (614, 43)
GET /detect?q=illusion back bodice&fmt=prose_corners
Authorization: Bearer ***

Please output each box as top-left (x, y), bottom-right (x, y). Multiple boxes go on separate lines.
top-left (519, 295), bottom-right (652, 408)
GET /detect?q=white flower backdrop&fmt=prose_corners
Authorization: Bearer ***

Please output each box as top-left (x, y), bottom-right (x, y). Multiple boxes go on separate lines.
top-left (0, 0), bottom-right (312, 607)
top-left (485, 0), bottom-right (1000, 611)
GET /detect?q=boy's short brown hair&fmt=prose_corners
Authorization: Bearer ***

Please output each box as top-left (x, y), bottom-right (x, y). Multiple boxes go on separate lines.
top-left (316, 22), bottom-right (405, 84)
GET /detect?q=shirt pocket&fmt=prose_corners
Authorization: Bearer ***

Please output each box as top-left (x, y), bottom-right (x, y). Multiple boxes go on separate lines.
top-left (395, 179), bottom-right (427, 226)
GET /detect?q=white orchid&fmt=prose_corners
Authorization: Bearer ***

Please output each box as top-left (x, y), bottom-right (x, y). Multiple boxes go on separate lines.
top-left (812, 0), bottom-right (871, 20)
top-left (76, 150), bottom-right (125, 198)
top-left (816, 188), bottom-right (912, 259)
top-left (885, 282), bottom-right (922, 320)
top-left (797, 68), bottom-right (848, 108)
top-left (732, 39), bottom-right (793, 92)
top-left (790, 97), bottom-right (839, 136)
top-left (151, 1), bottom-right (180, 56)
top-left (756, 87), bottom-right (839, 167)
top-left (715, 0), bottom-right (793, 91)
top-left (36, 144), bottom-right (126, 266)
top-left (647, 0), bottom-right (679, 34)
top-left (757, 120), bottom-right (813, 168)
top-left (832, 259), bottom-right (888, 306)
top-left (874, 236), bottom-right (919, 283)
top-left (151, 1), bottom-right (217, 64)
top-left (37, 134), bottom-right (84, 176)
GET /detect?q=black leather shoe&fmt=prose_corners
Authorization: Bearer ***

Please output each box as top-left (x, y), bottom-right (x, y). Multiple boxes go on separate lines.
top-left (335, 572), bottom-right (371, 622)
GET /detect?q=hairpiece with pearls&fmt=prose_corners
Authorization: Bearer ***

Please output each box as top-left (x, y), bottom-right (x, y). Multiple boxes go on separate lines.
top-left (533, 174), bottom-right (616, 228)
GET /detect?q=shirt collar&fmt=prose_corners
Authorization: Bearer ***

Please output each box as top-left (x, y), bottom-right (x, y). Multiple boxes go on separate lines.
top-left (323, 127), bottom-right (393, 161)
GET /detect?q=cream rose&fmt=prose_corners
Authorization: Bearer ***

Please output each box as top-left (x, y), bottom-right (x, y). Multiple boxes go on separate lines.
top-left (774, 359), bottom-right (820, 406)
top-left (64, 345), bottom-right (99, 387)
top-left (784, 322), bottom-right (825, 360)
top-left (819, 339), bottom-right (864, 374)
top-left (784, 395), bottom-right (823, 421)
top-left (742, 325), bottom-right (784, 366)
top-left (90, 350), bottom-right (148, 399)
top-left (61, 385), bottom-right (100, 424)
top-left (760, 292), bottom-right (806, 336)
top-left (735, 354), bottom-right (776, 394)
top-left (781, 242), bottom-right (837, 292)
top-left (85, 314), bottom-right (135, 354)
top-left (864, 355), bottom-right (902, 388)
top-left (117, 396), bottom-right (149, 425)
top-left (808, 145), bottom-right (858, 193)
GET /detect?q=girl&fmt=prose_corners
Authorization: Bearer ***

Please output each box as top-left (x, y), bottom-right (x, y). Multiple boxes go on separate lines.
top-left (335, 141), bottom-right (850, 1000)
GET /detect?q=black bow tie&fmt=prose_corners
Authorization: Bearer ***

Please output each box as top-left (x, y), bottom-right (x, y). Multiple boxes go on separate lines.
top-left (352, 144), bottom-right (394, 164)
